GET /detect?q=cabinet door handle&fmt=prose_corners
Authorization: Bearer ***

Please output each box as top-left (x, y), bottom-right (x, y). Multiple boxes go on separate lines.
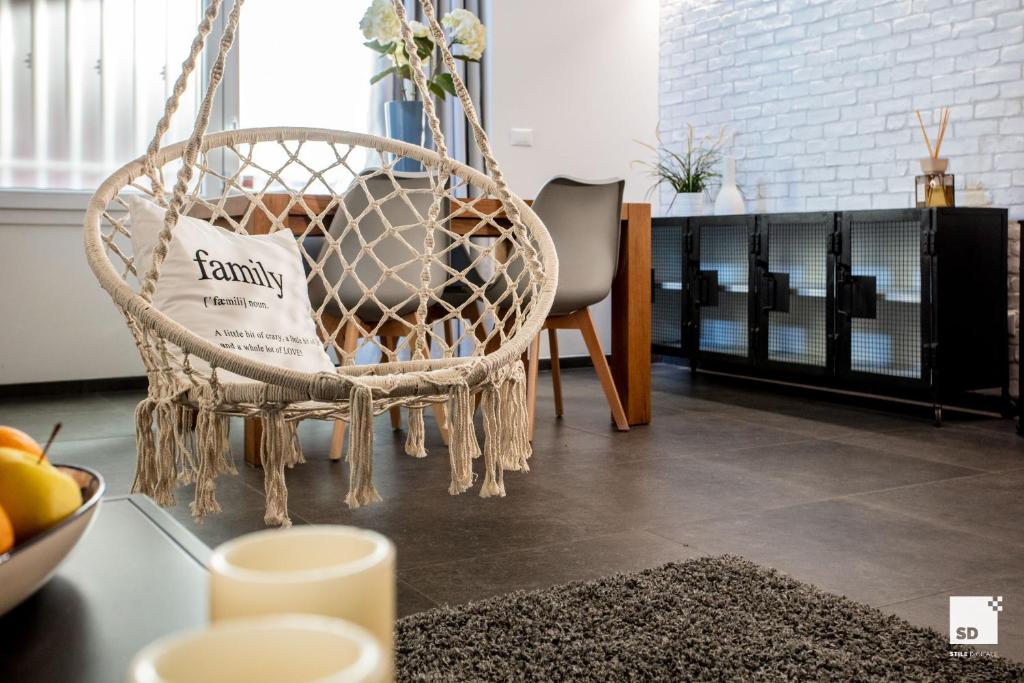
top-left (762, 272), bottom-right (790, 313)
top-left (697, 271), bottom-right (719, 307)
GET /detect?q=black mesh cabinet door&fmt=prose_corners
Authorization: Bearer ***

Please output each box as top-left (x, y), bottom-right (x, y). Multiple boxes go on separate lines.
top-left (837, 209), bottom-right (929, 387)
top-left (690, 216), bottom-right (756, 365)
top-left (755, 213), bottom-right (836, 375)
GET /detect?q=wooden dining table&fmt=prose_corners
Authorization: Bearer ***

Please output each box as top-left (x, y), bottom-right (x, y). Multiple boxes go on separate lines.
top-left (210, 193), bottom-right (652, 466)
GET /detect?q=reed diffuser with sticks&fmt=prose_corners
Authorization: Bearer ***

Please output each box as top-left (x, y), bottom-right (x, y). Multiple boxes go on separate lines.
top-left (914, 108), bottom-right (954, 208)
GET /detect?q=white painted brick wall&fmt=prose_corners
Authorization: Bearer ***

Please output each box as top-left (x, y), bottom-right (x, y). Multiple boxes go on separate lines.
top-left (660, 0), bottom-right (1024, 396)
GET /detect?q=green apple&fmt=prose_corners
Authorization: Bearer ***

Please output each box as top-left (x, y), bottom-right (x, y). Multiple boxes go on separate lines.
top-left (0, 447), bottom-right (82, 540)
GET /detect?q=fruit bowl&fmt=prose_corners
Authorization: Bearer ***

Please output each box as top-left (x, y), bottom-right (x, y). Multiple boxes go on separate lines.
top-left (0, 465), bottom-right (104, 615)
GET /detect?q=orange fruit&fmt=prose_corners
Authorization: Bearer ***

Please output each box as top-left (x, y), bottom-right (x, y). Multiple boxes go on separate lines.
top-left (0, 426), bottom-right (44, 462)
top-left (0, 504), bottom-right (13, 554)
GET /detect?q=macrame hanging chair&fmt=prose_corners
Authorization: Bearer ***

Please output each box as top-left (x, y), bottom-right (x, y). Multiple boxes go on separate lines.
top-left (83, 0), bottom-right (557, 526)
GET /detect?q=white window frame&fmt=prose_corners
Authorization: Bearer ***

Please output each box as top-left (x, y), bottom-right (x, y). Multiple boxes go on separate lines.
top-left (0, 0), bottom-right (240, 213)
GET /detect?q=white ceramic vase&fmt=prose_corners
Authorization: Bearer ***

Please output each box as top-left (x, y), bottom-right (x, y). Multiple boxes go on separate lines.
top-left (714, 156), bottom-right (745, 215)
top-left (669, 192), bottom-right (705, 217)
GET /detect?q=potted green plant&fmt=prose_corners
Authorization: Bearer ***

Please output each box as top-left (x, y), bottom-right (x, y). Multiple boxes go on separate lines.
top-left (637, 124), bottom-right (727, 217)
top-left (360, 0), bottom-right (485, 170)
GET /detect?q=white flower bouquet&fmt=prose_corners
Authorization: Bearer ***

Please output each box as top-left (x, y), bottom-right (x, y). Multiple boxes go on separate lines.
top-left (360, 0), bottom-right (486, 101)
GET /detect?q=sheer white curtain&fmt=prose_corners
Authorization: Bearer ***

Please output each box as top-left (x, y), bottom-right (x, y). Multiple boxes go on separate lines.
top-left (370, 0), bottom-right (487, 173)
top-left (0, 0), bottom-right (202, 190)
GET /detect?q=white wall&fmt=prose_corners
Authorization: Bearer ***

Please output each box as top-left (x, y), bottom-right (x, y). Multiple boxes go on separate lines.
top-left (660, 0), bottom-right (1024, 216)
top-left (0, 194), bottom-right (143, 384)
top-left (487, 0), bottom-right (660, 358)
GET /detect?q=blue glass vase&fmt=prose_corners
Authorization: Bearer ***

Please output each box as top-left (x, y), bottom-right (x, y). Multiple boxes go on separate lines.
top-left (385, 100), bottom-right (433, 172)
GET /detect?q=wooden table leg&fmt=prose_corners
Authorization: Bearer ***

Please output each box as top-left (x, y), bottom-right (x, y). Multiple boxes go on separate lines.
top-left (242, 195), bottom-right (287, 468)
top-left (610, 203), bottom-right (652, 426)
top-left (244, 418), bottom-right (263, 468)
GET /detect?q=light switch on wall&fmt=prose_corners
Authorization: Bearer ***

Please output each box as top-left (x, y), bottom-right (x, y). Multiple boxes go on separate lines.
top-left (510, 128), bottom-right (533, 147)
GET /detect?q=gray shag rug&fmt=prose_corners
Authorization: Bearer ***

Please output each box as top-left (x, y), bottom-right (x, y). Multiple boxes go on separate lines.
top-left (396, 556), bottom-right (1024, 682)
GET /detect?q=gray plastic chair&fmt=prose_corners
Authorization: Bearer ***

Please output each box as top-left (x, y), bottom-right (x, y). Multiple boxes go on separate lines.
top-left (308, 170), bottom-right (446, 326)
top-left (524, 176), bottom-right (629, 435)
top-left (308, 170), bottom-right (451, 458)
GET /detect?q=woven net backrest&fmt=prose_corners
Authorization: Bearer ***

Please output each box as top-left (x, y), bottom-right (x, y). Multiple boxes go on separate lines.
top-left (94, 131), bottom-right (549, 392)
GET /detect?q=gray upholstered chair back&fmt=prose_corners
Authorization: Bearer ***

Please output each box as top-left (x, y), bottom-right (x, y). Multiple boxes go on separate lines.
top-left (308, 171), bottom-right (448, 322)
top-left (533, 176), bottom-right (624, 316)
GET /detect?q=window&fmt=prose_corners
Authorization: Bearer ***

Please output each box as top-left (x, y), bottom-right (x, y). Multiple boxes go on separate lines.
top-left (237, 0), bottom-right (375, 188)
top-left (0, 0), bottom-right (203, 191)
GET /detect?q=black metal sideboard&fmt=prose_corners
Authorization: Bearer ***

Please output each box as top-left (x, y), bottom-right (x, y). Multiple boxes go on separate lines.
top-left (652, 208), bottom-right (1010, 423)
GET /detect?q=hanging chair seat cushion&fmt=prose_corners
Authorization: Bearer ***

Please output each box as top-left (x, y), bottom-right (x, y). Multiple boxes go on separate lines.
top-left (128, 196), bottom-right (335, 383)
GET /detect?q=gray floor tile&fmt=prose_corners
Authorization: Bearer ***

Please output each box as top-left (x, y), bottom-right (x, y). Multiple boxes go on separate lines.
top-left (699, 438), bottom-right (981, 497)
top-left (835, 425), bottom-right (1024, 472)
top-left (2, 406), bottom-right (136, 442)
top-left (286, 469), bottom-right (622, 571)
top-left (164, 479), bottom-right (282, 549)
top-left (533, 451), bottom-right (820, 529)
top-left (851, 469), bottom-right (1024, 548)
top-left (402, 530), bottom-right (702, 606)
top-left (653, 499), bottom-right (1024, 607)
top-left (595, 409), bottom-right (812, 456)
top-left (397, 580), bottom-right (438, 618)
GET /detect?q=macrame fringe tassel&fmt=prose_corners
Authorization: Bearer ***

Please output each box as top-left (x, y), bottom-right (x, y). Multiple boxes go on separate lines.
top-left (152, 400), bottom-right (180, 506)
top-left (190, 407), bottom-right (223, 521)
top-left (479, 385), bottom-right (505, 498)
top-left (131, 398), bottom-right (158, 498)
top-left (345, 386), bottom-right (382, 509)
top-left (404, 406), bottom-right (428, 458)
top-left (214, 415), bottom-right (237, 476)
top-left (447, 383), bottom-right (478, 495)
top-left (260, 408), bottom-right (291, 527)
top-left (500, 364), bottom-right (533, 473)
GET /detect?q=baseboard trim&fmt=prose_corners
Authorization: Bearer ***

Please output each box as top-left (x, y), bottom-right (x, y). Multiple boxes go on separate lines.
top-left (0, 355), bottom-right (603, 398)
top-left (0, 376), bottom-right (149, 398)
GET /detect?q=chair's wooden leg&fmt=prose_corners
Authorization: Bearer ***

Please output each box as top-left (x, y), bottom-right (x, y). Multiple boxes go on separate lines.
top-left (548, 327), bottom-right (563, 418)
top-left (340, 316), bottom-right (360, 366)
top-left (527, 333), bottom-right (541, 440)
top-left (431, 402), bottom-right (450, 445)
top-left (330, 320), bottom-right (363, 461)
top-left (575, 308), bottom-right (630, 431)
top-left (443, 318), bottom-right (455, 349)
top-left (329, 420), bottom-right (346, 462)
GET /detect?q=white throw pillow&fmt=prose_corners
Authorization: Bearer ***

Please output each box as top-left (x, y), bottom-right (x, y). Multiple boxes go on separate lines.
top-left (127, 196), bottom-right (335, 383)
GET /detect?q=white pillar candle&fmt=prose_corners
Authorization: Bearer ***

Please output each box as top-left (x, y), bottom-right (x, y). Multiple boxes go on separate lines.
top-left (209, 526), bottom-right (395, 673)
top-left (127, 614), bottom-right (386, 683)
